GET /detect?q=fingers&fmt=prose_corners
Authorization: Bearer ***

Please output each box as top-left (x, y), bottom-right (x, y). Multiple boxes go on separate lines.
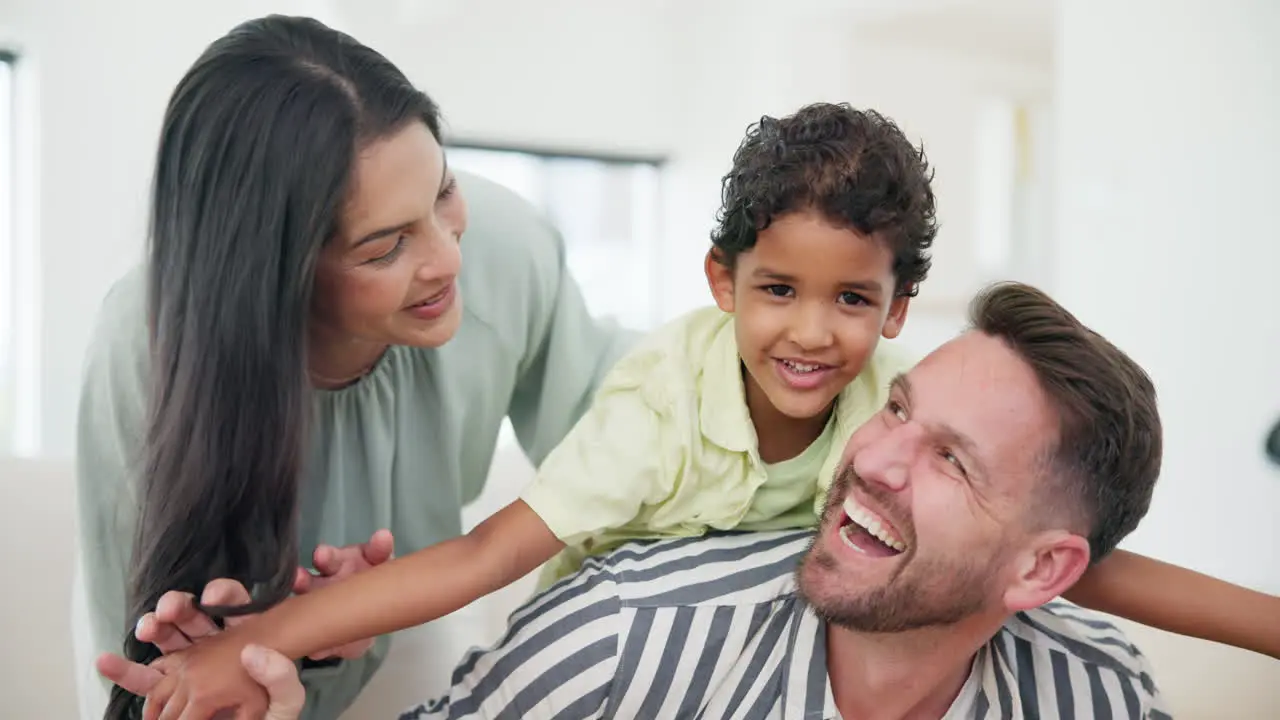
top-left (142, 676), bottom-right (178, 720)
top-left (155, 592), bottom-right (220, 643)
top-left (155, 682), bottom-right (187, 720)
top-left (362, 528), bottom-right (395, 565)
top-left (241, 644), bottom-right (307, 720)
top-left (291, 566), bottom-right (312, 595)
top-left (137, 612), bottom-right (192, 654)
top-left (311, 544), bottom-right (341, 577)
top-left (96, 652), bottom-right (164, 696)
top-left (200, 579), bottom-right (254, 629)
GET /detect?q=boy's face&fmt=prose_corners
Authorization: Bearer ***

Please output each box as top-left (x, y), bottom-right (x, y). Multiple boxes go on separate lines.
top-left (706, 210), bottom-right (908, 422)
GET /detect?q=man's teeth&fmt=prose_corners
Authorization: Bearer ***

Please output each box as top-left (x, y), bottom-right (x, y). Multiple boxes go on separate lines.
top-left (842, 497), bottom-right (907, 552)
top-left (782, 359), bottom-right (824, 373)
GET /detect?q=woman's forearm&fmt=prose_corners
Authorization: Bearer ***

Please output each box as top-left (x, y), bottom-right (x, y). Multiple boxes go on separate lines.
top-left (231, 500), bottom-right (564, 660)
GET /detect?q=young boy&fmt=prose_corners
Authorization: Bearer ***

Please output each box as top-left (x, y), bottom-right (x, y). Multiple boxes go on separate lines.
top-left (133, 103), bottom-right (1279, 716)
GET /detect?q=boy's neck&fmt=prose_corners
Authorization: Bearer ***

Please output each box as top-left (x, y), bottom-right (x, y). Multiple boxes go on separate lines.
top-left (743, 367), bottom-right (833, 464)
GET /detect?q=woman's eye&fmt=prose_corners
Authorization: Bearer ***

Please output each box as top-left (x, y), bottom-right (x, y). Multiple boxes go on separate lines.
top-left (368, 235), bottom-right (407, 265)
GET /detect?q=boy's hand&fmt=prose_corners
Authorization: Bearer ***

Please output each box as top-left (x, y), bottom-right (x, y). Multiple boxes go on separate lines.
top-left (141, 631), bottom-right (267, 720)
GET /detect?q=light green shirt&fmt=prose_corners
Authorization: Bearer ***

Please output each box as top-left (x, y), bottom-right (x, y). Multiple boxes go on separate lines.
top-left (522, 305), bottom-right (917, 584)
top-left (72, 172), bottom-right (635, 720)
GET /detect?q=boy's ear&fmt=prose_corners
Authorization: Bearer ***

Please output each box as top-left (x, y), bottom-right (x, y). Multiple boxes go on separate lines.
top-left (881, 293), bottom-right (910, 339)
top-left (705, 250), bottom-right (736, 313)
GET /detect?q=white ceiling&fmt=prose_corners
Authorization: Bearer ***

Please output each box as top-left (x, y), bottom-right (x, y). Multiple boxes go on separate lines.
top-left (843, 0), bottom-right (1055, 69)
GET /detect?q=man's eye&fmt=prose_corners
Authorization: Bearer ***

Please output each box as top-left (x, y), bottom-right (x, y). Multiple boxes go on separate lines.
top-left (887, 400), bottom-right (907, 422)
top-left (941, 450), bottom-right (967, 475)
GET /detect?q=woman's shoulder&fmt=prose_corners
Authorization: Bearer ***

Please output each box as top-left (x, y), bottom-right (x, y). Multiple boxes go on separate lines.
top-left (83, 265), bottom-right (150, 389)
top-left (455, 173), bottom-right (563, 310)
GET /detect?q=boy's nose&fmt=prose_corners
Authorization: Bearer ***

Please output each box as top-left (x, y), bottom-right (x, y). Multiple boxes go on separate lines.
top-left (792, 307), bottom-right (833, 350)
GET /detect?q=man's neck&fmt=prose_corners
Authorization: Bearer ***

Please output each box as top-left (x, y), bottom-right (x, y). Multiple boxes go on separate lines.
top-left (825, 615), bottom-right (1000, 720)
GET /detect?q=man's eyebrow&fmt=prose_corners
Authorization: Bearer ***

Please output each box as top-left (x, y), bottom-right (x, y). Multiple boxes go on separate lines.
top-left (889, 373), bottom-right (912, 400)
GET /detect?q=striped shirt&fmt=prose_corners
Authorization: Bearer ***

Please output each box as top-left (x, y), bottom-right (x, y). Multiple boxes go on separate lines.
top-left (398, 530), bottom-right (1172, 719)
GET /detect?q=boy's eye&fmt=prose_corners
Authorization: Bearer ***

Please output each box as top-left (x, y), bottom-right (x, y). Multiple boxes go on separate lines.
top-left (839, 291), bottom-right (869, 306)
top-left (761, 284), bottom-right (795, 298)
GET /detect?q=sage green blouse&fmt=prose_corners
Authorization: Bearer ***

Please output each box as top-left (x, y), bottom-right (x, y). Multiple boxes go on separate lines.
top-left (73, 172), bottom-right (635, 719)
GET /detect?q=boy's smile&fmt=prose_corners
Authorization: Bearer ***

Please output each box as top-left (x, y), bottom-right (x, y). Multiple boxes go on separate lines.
top-left (707, 210), bottom-right (909, 457)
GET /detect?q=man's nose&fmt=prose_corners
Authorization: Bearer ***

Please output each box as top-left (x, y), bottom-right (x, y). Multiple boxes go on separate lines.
top-left (791, 303), bottom-right (833, 351)
top-left (852, 422), bottom-right (925, 493)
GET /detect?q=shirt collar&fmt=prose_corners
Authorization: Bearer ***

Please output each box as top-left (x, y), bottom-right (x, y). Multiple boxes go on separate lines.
top-left (697, 316), bottom-right (758, 455)
top-left (780, 597), bottom-right (842, 720)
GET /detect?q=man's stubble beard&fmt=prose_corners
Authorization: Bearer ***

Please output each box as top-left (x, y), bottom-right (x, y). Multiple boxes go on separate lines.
top-left (796, 466), bottom-right (1003, 633)
top-left (796, 536), bottom-right (999, 633)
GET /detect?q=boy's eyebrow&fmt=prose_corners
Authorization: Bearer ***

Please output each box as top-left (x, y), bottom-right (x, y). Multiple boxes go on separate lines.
top-left (751, 268), bottom-right (884, 294)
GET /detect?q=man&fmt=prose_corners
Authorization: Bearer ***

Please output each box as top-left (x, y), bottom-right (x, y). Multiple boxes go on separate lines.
top-left (103, 281), bottom-right (1170, 719)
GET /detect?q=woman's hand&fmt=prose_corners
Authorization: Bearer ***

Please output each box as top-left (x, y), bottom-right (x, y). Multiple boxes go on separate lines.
top-left (97, 529), bottom-right (395, 703)
top-left (96, 579), bottom-right (257, 696)
top-left (132, 529), bottom-right (394, 660)
top-left (294, 528), bottom-right (395, 660)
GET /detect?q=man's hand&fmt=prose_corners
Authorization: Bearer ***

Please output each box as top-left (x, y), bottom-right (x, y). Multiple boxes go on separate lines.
top-left (292, 528), bottom-right (395, 660)
top-left (240, 645), bottom-right (306, 720)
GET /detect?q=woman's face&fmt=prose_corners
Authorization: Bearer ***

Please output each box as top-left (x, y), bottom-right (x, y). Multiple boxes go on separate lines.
top-left (311, 121), bottom-right (467, 356)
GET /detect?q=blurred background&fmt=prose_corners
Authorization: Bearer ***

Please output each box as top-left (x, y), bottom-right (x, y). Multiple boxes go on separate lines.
top-left (0, 0), bottom-right (1277, 717)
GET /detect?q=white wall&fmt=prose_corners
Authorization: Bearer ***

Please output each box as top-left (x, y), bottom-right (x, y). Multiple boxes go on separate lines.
top-left (3, 0), bottom-right (338, 457)
top-left (6, 0), bottom-right (1035, 456)
top-left (1052, 0), bottom-right (1280, 595)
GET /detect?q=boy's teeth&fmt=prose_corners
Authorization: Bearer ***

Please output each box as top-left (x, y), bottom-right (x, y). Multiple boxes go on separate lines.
top-left (841, 497), bottom-right (907, 552)
top-left (783, 360), bottom-right (822, 373)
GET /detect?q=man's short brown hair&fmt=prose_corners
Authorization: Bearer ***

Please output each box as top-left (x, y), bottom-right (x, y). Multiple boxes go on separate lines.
top-left (967, 282), bottom-right (1162, 563)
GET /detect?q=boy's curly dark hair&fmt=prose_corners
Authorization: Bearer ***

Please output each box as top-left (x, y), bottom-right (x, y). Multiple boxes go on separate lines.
top-left (711, 102), bottom-right (937, 296)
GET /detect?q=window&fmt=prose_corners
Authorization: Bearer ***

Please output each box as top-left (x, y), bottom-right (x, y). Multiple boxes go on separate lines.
top-left (446, 144), bottom-right (665, 331)
top-left (972, 96), bottom-right (1050, 286)
top-left (0, 51), bottom-right (17, 453)
top-left (0, 49), bottom-right (35, 457)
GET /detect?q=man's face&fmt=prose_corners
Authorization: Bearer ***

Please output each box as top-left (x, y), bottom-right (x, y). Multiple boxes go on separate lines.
top-left (798, 330), bottom-right (1059, 632)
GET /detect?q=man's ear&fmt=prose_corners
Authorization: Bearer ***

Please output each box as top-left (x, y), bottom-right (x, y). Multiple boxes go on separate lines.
top-left (882, 294), bottom-right (911, 340)
top-left (1002, 531), bottom-right (1091, 612)
top-left (705, 250), bottom-right (736, 313)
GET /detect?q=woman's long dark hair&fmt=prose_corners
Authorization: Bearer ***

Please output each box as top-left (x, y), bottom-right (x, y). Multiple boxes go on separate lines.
top-left (106, 15), bottom-right (441, 719)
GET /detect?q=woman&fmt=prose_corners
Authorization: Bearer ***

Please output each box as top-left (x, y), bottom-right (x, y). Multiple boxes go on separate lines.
top-left (74, 14), bottom-right (631, 720)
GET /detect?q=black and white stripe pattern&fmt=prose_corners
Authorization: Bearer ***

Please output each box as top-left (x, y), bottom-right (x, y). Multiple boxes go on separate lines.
top-left (398, 531), bottom-right (1169, 719)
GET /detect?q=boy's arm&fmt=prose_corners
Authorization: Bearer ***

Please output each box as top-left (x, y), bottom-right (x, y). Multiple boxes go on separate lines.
top-left (241, 366), bottom-right (673, 657)
top-left (249, 500), bottom-right (562, 658)
top-left (136, 501), bottom-right (564, 719)
top-left (1064, 549), bottom-right (1280, 659)
top-left (139, 379), bottom-right (677, 717)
